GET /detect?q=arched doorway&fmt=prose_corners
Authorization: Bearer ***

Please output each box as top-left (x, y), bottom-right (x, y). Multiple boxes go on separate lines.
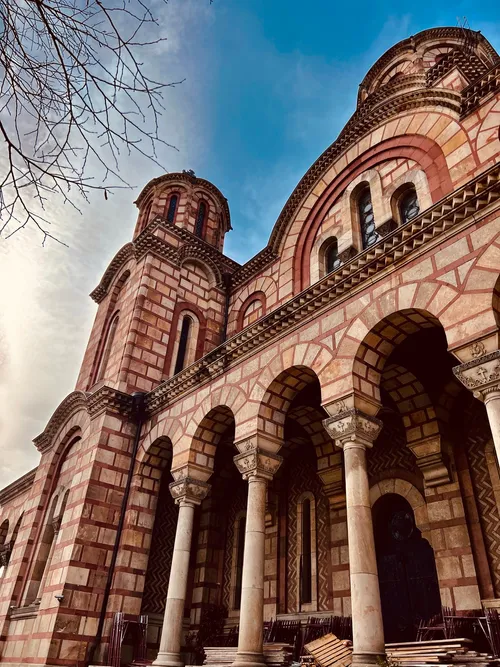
top-left (373, 494), bottom-right (441, 642)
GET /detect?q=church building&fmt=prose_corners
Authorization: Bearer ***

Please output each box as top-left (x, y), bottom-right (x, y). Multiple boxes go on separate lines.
top-left (1, 25), bottom-right (500, 667)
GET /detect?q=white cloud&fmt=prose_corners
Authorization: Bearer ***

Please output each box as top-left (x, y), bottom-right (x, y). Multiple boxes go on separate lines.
top-left (0, 0), bottom-right (215, 488)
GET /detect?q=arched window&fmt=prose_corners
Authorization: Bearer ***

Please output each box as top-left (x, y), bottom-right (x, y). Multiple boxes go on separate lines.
top-left (300, 499), bottom-right (312, 605)
top-left (325, 238), bottom-right (341, 274)
top-left (140, 200), bottom-right (153, 233)
top-left (358, 186), bottom-right (378, 249)
top-left (0, 519), bottom-right (9, 580)
top-left (165, 193), bottom-right (179, 223)
top-left (234, 515), bottom-right (246, 610)
top-left (96, 312), bottom-right (119, 382)
top-left (195, 201), bottom-right (207, 238)
top-left (174, 316), bottom-right (192, 374)
top-left (399, 187), bottom-right (420, 224)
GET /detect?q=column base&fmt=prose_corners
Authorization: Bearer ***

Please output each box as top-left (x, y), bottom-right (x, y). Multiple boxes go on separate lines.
top-left (152, 651), bottom-right (184, 667)
top-left (352, 652), bottom-right (385, 667)
top-left (231, 651), bottom-right (266, 667)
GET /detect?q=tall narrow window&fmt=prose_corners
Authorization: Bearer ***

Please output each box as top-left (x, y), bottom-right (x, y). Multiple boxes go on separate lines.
top-left (234, 516), bottom-right (246, 610)
top-left (0, 520), bottom-right (9, 580)
top-left (96, 313), bottom-right (119, 382)
top-left (325, 238), bottom-right (340, 274)
top-left (140, 201), bottom-right (153, 232)
top-left (174, 316), bottom-right (192, 374)
top-left (399, 187), bottom-right (420, 224)
top-left (165, 194), bottom-right (179, 223)
top-left (195, 201), bottom-right (207, 238)
top-left (300, 499), bottom-right (312, 605)
top-left (358, 187), bottom-right (378, 249)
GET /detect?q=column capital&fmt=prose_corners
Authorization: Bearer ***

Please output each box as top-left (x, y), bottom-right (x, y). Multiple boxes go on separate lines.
top-left (233, 446), bottom-right (282, 482)
top-left (169, 477), bottom-right (211, 506)
top-left (323, 408), bottom-right (382, 449)
top-left (453, 349), bottom-right (500, 401)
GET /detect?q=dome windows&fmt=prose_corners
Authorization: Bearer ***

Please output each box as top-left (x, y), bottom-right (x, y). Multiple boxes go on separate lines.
top-left (195, 201), bottom-right (208, 238)
top-left (164, 193), bottom-right (179, 223)
top-left (325, 238), bottom-right (341, 274)
top-left (398, 187), bottom-right (420, 224)
top-left (358, 186), bottom-right (379, 249)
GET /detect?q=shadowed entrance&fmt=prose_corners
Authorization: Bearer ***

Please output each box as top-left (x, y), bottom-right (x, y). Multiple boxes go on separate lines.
top-left (373, 494), bottom-right (441, 643)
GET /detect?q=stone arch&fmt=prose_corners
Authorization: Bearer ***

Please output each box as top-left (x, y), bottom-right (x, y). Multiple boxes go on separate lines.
top-left (178, 250), bottom-right (221, 287)
top-left (257, 365), bottom-right (321, 447)
top-left (494, 274), bottom-right (500, 328)
top-left (0, 520), bottom-right (9, 546)
top-left (370, 478), bottom-right (429, 532)
top-left (186, 405), bottom-right (236, 477)
top-left (183, 384), bottom-right (249, 444)
top-left (385, 167), bottom-right (432, 221)
top-left (323, 282), bottom-right (461, 405)
top-left (352, 308), bottom-right (442, 406)
top-left (287, 405), bottom-right (333, 458)
top-left (228, 276), bottom-right (277, 335)
top-left (382, 364), bottom-right (439, 443)
top-left (381, 363), bottom-right (451, 487)
top-left (340, 168), bottom-right (389, 245)
top-left (90, 244), bottom-right (135, 304)
top-left (236, 291), bottom-right (267, 332)
top-left (33, 392), bottom-right (89, 455)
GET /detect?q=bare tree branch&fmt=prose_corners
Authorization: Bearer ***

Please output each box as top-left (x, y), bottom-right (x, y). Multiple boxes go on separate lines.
top-left (0, 0), bottom-right (194, 244)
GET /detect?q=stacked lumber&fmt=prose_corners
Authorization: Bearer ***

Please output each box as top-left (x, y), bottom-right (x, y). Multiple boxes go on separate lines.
top-left (304, 633), bottom-right (352, 667)
top-left (386, 638), bottom-right (495, 667)
top-left (203, 643), bottom-right (293, 667)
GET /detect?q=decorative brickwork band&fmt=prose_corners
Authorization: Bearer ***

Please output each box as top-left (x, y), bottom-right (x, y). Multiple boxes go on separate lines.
top-left (454, 349), bottom-right (500, 474)
top-left (324, 408), bottom-right (385, 666)
top-left (232, 442), bottom-right (282, 667)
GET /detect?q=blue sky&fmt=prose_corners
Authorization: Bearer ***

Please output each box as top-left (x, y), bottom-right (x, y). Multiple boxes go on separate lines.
top-left (184, 1), bottom-right (500, 263)
top-left (0, 0), bottom-right (499, 487)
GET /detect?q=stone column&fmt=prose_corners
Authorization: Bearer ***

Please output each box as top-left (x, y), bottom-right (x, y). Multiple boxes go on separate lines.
top-left (324, 408), bottom-right (384, 666)
top-left (232, 443), bottom-right (282, 667)
top-left (153, 477), bottom-right (210, 667)
top-left (454, 349), bottom-right (500, 464)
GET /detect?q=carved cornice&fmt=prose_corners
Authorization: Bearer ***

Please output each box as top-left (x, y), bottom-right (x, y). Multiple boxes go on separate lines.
top-left (169, 477), bottom-right (211, 506)
top-left (233, 447), bottom-right (283, 481)
top-left (0, 468), bottom-right (37, 506)
top-left (33, 391), bottom-right (88, 453)
top-left (323, 409), bottom-right (383, 447)
top-left (337, 88), bottom-right (461, 147)
top-left (91, 218), bottom-right (240, 301)
top-left (359, 27), bottom-right (497, 100)
top-left (135, 172), bottom-right (231, 231)
top-left (90, 243), bottom-right (135, 303)
top-left (231, 246), bottom-right (279, 290)
top-left (453, 350), bottom-right (500, 399)
top-left (461, 62), bottom-right (500, 117)
top-left (426, 46), bottom-right (487, 87)
top-left (86, 386), bottom-right (134, 418)
top-left (146, 163), bottom-right (500, 414)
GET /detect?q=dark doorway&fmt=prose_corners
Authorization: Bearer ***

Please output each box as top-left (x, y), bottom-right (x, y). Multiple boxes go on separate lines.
top-left (374, 494), bottom-right (441, 643)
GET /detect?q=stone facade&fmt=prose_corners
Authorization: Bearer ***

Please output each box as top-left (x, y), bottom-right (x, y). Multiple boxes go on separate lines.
top-left (1, 25), bottom-right (500, 667)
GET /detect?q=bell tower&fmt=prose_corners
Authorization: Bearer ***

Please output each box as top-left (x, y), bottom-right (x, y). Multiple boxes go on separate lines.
top-left (75, 171), bottom-right (236, 395)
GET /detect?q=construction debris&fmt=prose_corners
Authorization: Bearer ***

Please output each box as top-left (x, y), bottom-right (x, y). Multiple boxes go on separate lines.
top-left (303, 632), bottom-right (352, 667)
